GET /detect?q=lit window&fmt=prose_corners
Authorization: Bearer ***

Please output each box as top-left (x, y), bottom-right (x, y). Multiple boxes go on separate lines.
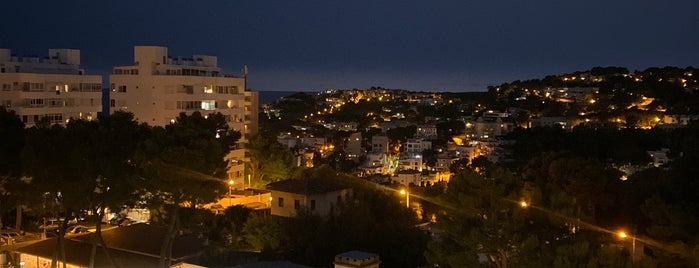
top-left (201, 100), bottom-right (216, 110)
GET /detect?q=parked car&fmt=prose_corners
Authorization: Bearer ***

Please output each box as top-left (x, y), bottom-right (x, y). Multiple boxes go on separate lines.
top-left (0, 232), bottom-right (23, 243)
top-left (38, 218), bottom-right (60, 231)
top-left (66, 225), bottom-right (90, 235)
top-left (109, 214), bottom-right (138, 227)
top-left (108, 214), bottom-right (126, 226)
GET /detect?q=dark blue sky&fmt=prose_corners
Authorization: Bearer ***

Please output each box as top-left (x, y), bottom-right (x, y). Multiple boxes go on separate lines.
top-left (2, 0), bottom-right (697, 92)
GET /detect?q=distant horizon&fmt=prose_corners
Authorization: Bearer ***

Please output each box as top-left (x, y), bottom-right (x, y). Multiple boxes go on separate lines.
top-left (3, 1), bottom-right (696, 92)
top-left (88, 63), bottom-right (694, 95)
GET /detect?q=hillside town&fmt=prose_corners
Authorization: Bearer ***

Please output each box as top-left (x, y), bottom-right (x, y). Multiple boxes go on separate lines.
top-left (1, 46), bottom-right (699, 267)
top-left (262, 66), bottom-right (697, 189)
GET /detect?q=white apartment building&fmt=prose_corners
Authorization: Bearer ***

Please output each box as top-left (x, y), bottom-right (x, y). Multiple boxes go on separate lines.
top-left (109, 46), bottom-right (258, 135)
top-left (0, 48), bottom-right (102, 127)
top-left (531, 116), bottom-right (573, 130)
top-left (392, 170), bottom-right (423, 186)
top-left (109, 46), bottom-right (258, 185)
top-left (405, 138), bottom-right (432, 153)
top-left (371, 135), bottom-right (389, 154)
top-left (416, 124), bottom-right (438, 139)
top-left (399, 157), bottom-right (423, 172)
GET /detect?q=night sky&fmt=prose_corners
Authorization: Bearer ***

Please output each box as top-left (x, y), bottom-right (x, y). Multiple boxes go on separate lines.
top-left (1, 0), bottom-right (697, 92)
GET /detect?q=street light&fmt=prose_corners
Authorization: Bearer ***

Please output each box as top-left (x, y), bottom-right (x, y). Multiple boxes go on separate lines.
top-left (618, 230), bottom-right (636, 262)
top-left (520, 200), bottom-right (528, 208)
top-left (400, 189), bottom-right (409, 208)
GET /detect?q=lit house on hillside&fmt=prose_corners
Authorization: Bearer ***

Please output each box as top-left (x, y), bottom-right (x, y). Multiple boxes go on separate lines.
top-left (346, 132), bottom-right (364, 159)
top-left (0, 48), bottom-right (102, 127)
top-left (109, 46), bottom-right (258, 186)
top-left (371, 135), bottom-right (389, 154)
top-left (416, 124), bottom-right (438, 139)
top-left (267, 178), bottom-right (352, 217)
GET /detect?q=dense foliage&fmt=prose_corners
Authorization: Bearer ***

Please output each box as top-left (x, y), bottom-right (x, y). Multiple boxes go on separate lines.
top-left (428, 123), bottom-right (699, 267)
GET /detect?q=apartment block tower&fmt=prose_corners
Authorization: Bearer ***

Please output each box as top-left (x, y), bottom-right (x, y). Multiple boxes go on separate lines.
top-left (0, 48), bottom-right (102, 126)
top-left (109, 46), bottom-right (259, 187)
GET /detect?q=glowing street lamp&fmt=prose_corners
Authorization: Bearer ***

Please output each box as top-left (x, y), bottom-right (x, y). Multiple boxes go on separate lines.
top-left (400, 189), bottom-right (409, 208)
top-left (520, 201), bottom-right (528, 208)
top-left (618, 231), bottom-right (628, 239)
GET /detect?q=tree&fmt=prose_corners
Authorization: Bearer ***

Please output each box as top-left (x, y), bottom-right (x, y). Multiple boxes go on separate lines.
top-left (246, 134), bottom-right (294, 185)
top-left (386, 125), bottom-right (416, 144)
top-left (133, 111), bottom-right (238, 268)
top-left (546, 157), bottom-right (613, 222)
top-left (243, 214), bottom-right (284, 252)
top-left (0, 108), bottom-right (23, 176)
top-left (18, 113), bottom-right (148, 268)
top-left (0, 108), bottom-right (25, 229)
top-left (85, 112), bottom-right (146, 268)
top-left (22, 121), bottom-right (103, 268)
top-left (427, 167), bottom-right (526, 267)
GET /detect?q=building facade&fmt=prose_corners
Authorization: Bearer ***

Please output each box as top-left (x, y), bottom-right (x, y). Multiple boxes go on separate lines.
top-left (267, 178), bottom-right (352, 218)
top-left (345, 132), bottom-right (363, 159)
top-left (405, 138), bottom-right (432, 153)
top-left (0, 48), bottom-right (102, 127)
top-left (416, 124), bottom-right (438, 139)
top-left (109, 46), bottom-right (257, 138)
top-left (371, 135), bottom-right (389, 154)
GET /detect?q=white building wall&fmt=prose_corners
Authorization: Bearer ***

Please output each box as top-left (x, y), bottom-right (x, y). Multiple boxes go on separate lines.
top-left (405, 139), bottom-right (432, 153)
top-left (399, 157), bottom-right (423, 171)
top-left (393, 172), bottom-right (422, 186)
top-left (109, 46), bottom-right (258, 141)
top-left (270, 189), bottom-right (351, 217)
top-left (0, 48), bottom-right (101, 127)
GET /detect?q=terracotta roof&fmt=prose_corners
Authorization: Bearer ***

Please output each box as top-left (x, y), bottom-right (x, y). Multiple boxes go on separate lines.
top-left (266, 178), bottom-right (350, 195)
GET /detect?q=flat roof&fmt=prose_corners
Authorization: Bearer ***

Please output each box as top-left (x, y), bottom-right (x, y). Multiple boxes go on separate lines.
top-left (15, 223), bottom-right (206, 266)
